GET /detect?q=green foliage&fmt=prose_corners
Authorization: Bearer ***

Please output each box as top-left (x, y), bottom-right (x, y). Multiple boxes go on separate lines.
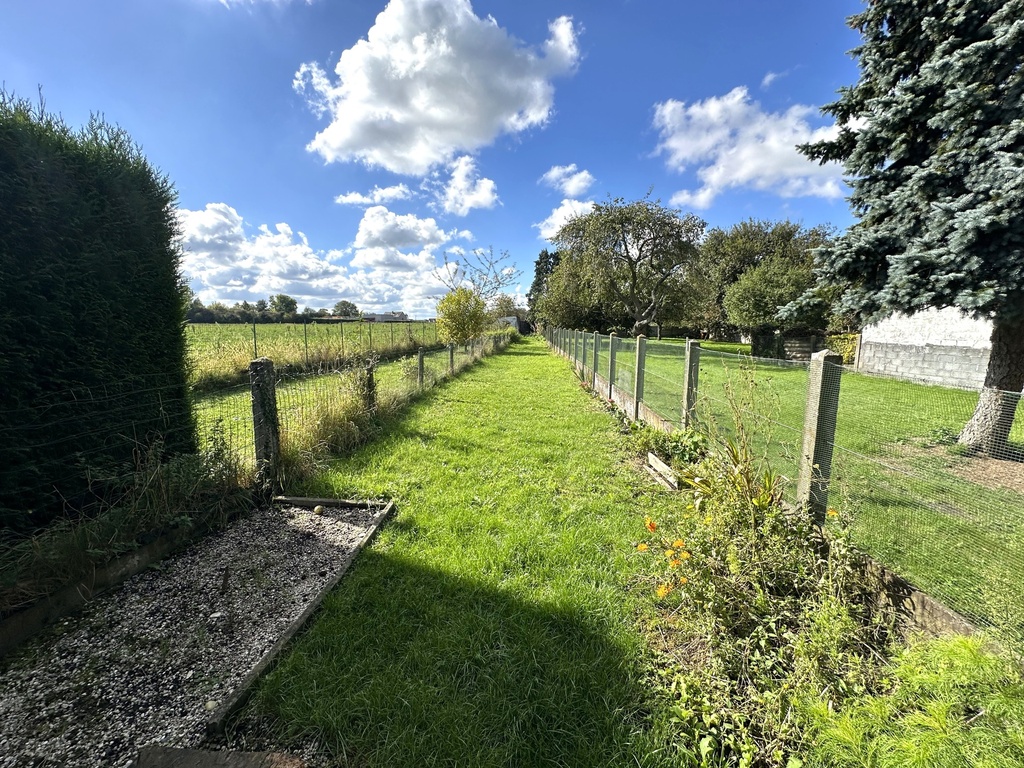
top-left (269, 293), bottom-right (298, 314)
top-left (332, 300), bottom-right (359, 317)
top-left (796, 0), bottom-right (1024, 327)
top-left (551, 196), bottom-right (705, 335)
top-left (801, 635), bottom-right (1024, 768)
top-left (526, 248), bottom-right (560, 321)
top-left (627, 424), bottom-right (708, 470)
top-left (0, 91), bottom-right (194, 532)
top-left (824, 333), bottom-right (859, 365)
top-left (436, 287), bottom-right (488, 345)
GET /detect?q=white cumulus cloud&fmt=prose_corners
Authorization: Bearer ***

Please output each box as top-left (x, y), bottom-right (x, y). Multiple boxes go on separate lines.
top-left (177, 202), bottom-right (455, 316)
top-left (533, 198), bottom-right (595, 241)
top-left (334, 184), bottom-right (412, 206)
top-left (539, 163), bottom-right (595, 197)
top-left (653, 86), bottom-right (845, 210)
top-left (440, 156), bottom-right (499, 216)
top-left (293, 0), bottom-right (579, 175)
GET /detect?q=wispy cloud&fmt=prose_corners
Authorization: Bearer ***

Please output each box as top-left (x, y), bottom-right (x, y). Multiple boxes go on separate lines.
top-left (653, 86), bottom-right (845, 210)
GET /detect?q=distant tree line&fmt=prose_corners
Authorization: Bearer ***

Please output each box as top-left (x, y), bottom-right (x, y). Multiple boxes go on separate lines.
top-left (185, 292), bottom-right (362, 324)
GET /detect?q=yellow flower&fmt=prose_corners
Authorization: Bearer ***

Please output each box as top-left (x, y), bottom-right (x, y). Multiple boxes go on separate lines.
top-left (664, 549), bottom-right (675, 558)
top-left (827, 508), bottom-right (839, 518)
top-left (679, 576), bottom-right (688, 585)
top-left (703, 516), bottom-right (713, 525)
top-left (636, 542), bottom-right (649, 552)
top-left (656, 583), bottom-right (672, 598)
top-left (645, 518), bottom-right (657, 532)
top-left (669, 559), bottom-right (682, 569)
top-left (673, 539), bottom-right (685, 549)
top-left (679, 551), bottom-right (691, 560)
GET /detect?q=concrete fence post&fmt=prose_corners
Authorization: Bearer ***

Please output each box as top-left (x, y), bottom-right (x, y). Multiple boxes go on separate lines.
top-left (249, 357), bottom-right (281, 494)
top-left (581, 330), bottom-right (589, 373)
top-left (417, 347), bottom-right (425, 390)
top-left (682, 339), bottom-right (701, 428)
top-left (608, 333), bottom-right (617, 400)
top-left (797, 349), bottom-right (843, 525)
top-left (592, 331), bottom-right (600, 388)
top-left (633, 335), bottom-right (647, 422)
top-left (448, 344), bottom-right (455, 375)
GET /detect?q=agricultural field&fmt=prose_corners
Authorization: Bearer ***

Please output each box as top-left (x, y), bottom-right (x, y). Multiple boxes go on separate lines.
top-left (185, 321), bottom-right (440, 391)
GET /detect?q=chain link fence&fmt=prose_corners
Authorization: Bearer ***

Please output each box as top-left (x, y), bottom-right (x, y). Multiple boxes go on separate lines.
top-left (546, 327), bottom-right (1024, 645)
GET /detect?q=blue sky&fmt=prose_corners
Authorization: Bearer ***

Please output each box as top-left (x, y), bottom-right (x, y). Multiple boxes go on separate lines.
top-left (2, 0), bottom-right (864, 317)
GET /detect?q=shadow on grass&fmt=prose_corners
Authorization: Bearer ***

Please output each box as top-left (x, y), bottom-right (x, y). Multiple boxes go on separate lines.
top-left (239, 549), bottom-right (657, 767)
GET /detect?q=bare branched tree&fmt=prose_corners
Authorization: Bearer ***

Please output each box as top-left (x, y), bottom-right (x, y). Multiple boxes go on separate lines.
top-left (434, 246), bottom-right (522, 306)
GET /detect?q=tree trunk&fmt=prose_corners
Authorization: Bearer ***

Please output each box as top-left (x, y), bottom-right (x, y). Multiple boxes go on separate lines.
top-left (958, 314), bottom-right (1024, 456)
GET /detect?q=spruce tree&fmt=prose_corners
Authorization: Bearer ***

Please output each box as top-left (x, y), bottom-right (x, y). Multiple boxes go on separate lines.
top-left (799, 0), bottom-right (1024, 454)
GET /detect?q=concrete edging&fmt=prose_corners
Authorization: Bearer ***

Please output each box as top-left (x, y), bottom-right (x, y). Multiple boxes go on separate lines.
top-left (205, 499), bottom-right (397, 736)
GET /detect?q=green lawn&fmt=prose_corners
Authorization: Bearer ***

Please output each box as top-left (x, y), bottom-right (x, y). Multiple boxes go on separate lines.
top-left (555, 331), bottom-right (1024, 642)
top-left (244, 338), bottom-right (682, 767)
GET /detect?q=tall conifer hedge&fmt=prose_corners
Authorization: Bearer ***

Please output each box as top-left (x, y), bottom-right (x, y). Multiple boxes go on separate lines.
top-left (0, 94), bottom-right (195, 532)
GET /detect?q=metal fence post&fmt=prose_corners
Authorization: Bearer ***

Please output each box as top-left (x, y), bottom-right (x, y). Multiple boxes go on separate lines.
top-left (633, 335), bottom-right (647, 421)
top-left (418, 347), bottom-right (425, 390)
top-left (608, 333), bottom-right (617, 400)
top-left (249, 357), bottom-right (281, 494)
top-left (797, 350), bottom-right (843, 525)
top-left (592, 331), bottom-right (600, 388)
top-left (683, 339), bottom-right (701, 428)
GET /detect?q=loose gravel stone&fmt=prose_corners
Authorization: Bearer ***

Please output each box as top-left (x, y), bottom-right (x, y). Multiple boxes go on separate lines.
top-left (0, 504), bottom-right (380, 768)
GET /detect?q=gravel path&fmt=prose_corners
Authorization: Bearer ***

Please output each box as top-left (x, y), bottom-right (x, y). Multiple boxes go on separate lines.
top-left (0, 504), bottom-right (383, 768)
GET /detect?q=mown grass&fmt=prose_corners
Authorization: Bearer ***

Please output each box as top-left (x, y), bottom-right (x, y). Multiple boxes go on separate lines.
top-left (558, 332), bottom-right (1024, 643)
top-left (244, 339), bottom-right (683, 767)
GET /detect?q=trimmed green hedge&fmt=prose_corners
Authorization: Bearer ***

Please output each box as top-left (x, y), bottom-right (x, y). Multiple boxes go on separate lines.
top-left (0, 94), bottom-right (194, 532)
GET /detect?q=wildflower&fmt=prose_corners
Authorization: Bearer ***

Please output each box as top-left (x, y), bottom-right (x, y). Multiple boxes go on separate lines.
top-left (679, 551), bottom-right (691, 560)
top-left (656, 583), bottom-right (672, 598)
top-left (703, 516), bottom-right (713, 525)
top-left (679, 576), bottom-right (688, 585)
top-left (827, 508), bottom-right (839, 518)
top-left (645, 518), bottom-right (657, 532)
top-left (636, 543), bottom-right (649, 552)
top-left (673, 539), bottom-right (685, 549)
top-left (664, 549), bottom-right (675, 558)
top-left (669, 559), bottom-right (682, 569)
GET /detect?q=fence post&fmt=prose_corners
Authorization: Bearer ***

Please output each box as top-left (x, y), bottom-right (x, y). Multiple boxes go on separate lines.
top-left (581, 330), bottom-right (589, 374)
top-left (797, 350), bottom-right (843, 525)
top-left (418, 347), bottom-right (425, 390)
top-left (249, 357), bottom-right (281, 494)
top-left (448, 344), bottom-right (455, 375)
top-left (591, 331), bottom-right (600, 388)
top-left (363, 362), bottom-right (377, 413)
top-left (608, 333), bottom-right (617, 400)
top-left (633, 335), bottom-right (646, 421)
top-left (683, 339), bottom-right (701, 428)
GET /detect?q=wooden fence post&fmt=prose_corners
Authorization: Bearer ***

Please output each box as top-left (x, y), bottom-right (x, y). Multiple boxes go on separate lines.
top-left (363, 362), bottom-right (377, 413)
top-left (592, 331), bottom-right (600, 388)
top-left (418, 347), bottom-right (425, 390)
top-left (249, 358), bottom-right (281, 494)
top-left (797, 350), bottom-right (843, 524)
top-left (633, 335), bottom-right (647, 421)
top-left (683, 339), bottom-right (701, 428)
top-left (448, 344), bottom-right (455, 375)
top-left (608, 333), bottom-right (617, 400)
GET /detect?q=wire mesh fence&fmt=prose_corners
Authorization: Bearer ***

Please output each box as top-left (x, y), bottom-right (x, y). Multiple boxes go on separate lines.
top-left (546, 326), bottom-right (1024, 645)
top-left (1, 332), bottom-right (513, 614)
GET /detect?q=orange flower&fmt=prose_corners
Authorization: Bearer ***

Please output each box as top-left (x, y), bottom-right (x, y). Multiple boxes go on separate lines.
top-left (645, 518), bottom-right (657, 532)
top-left (679, 576), bottom-right (688, 585)
top-left (668, 559), bottom-right (682, 569)
top-left (636, 542), bottom-right (649, 552)
top-left (656, 583), bottom-right (672, 598)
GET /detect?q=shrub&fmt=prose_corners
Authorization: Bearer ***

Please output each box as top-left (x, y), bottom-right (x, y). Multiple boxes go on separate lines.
top-left (825, 333), bottom-right (859, 365)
